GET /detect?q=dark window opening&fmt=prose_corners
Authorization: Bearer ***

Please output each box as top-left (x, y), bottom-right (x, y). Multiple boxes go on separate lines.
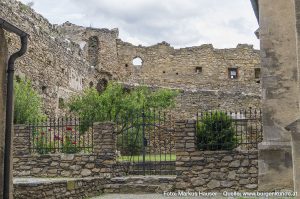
top-left (96, 78), bottom-right (108, 93)
top-left (163, 71), bottom-right (166, 74)
top-left (58, 98), bottom-right (65, 109)
top-left (42, 86), bottom-right (47, 92)
top-left (89, 81), bottom-right (94, 88)
top-left (228, 68), bottom-right (238, 79)
top-left (256, 80), bottom-right (260, 84)
top-left (255, 68), bottom-right (261, 79)
top-left (125, 64), bottom-right (128, 67)
top-left (176, 72), bottom-right (179, 75)
top-left (195, 67), bottom-right (202, 74)
top-left (88, 36), bottom-right (99, 67)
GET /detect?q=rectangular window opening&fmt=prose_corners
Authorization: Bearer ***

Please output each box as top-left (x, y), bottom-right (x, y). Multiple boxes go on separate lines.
top-left (255, 68), bottom-right (261, 79)
top-left (195, 67), bottom-right (202, 74)
top-left (228, 68), bottom-right (238, 79)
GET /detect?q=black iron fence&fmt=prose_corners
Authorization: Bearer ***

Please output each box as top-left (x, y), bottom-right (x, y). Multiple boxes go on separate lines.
top-left (196, 108), bottom-right (262, 151)
top-left (115, 109), bottom-right (176, 175)
top-left (29, 117), bottom-right (93, 154)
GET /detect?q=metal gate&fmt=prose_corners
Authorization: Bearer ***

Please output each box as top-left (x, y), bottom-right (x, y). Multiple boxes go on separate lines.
top-left (115, 109), bottom-right (176, 175)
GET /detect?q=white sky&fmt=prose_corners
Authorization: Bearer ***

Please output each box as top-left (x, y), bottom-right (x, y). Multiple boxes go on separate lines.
top-left (19, 0), bottom-right (259, 49)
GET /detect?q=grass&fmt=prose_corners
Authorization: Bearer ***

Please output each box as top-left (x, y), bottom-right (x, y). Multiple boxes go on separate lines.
top-left (117, 154), bottom-right (176, 162)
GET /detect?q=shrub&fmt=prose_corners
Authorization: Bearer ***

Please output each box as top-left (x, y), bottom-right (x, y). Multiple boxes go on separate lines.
top-left (196, 111), bottom-right (236, 150)
top-left (14, 79), bottom-right (46, 124)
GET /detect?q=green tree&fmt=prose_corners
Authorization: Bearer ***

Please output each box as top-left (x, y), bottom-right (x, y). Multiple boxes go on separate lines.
top-left (196, 111), bottom-right (236, 150)
top-left (68, 82), bottom-right (178, 132)
top-left (14, 79), bottom-right (46, 124)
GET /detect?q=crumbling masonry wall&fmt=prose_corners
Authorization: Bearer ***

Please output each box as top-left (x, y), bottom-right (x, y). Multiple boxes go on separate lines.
top-left (1, 0), bottom-right (261, 119)
top-left (117, 40), bottom-right (261, 93)
top-left (0, 0), bottom-right (114, 117)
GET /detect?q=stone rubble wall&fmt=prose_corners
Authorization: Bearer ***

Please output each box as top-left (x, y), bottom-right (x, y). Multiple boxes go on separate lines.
top-left (13, 177), bottom-right (109, 199)
top-left (13, 122), bottom-right (117, 178)
top-left (1, 0), bottom-right (262, 118)
top-left (175, 120), bottom-right (259, 192)
top-left (117, 40), bottom-right (261, 94)
top-left (0, 0), bottom-right (113, 117)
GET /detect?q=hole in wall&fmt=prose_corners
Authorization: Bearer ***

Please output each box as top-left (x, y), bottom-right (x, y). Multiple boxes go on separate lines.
top-left (96, 78), bottom-right (108, 93)
top-left (255, 68), bottom-right (261, 79)
top-left (228, 68), bottom-right (238, 79)
top-left (58, 98), bottom-right (65, 109)
top-left (88, 36), bottom-right (99, 67)
top-left (125, 64), bottom-right (128, 67)
top-left (89, 81), bottom-right (94, 88)
top-left (163, 71), bottom-right (166, 74)
top-left (42, 86), bottom-right (47, 92)
top-left (195, 67), bottom-right (202, 74)
top-left (132, 57), bottom-right (143, 66)
top-left (176, 72), bottom-right (179, 75)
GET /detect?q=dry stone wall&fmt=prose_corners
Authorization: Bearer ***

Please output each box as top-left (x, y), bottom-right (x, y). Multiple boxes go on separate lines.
top-left (1, 0), bottom-right (261, 118)
top-left (0, 0), bottom-right (113, 117)
top-left (14, 177), bottom-right (109, 199)
top-left (13, 122), bottom-right (117, 178)
top-left (117, 40), bottom-right (261, 93)
top-left (175, 120), bottom-right (259, 192)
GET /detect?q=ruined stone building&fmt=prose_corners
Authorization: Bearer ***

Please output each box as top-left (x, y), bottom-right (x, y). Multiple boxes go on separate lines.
top-left (0, 0), bottom-right (261, 118)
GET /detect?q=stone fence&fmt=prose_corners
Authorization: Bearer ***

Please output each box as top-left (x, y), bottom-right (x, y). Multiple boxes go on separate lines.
top-left (175, 120), bottom-right (259, 192)
top-left (13, 119), bottom-right (259, 194)
top-left (13, 122), bottom-right (117, 178)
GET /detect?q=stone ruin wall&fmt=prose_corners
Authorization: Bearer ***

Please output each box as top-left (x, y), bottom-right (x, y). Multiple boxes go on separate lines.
top-left (117, 40), bottom-right (261, 116)
top-left (1, 0), bottom-right (261, 119)
top-left (0, 0), bottom-right (115, 117)
top-left (117, 40), bottom-right (261, 93)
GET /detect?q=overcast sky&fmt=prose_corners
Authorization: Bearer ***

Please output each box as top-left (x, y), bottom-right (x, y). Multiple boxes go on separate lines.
top-left (19, 0), bottom-right (259, 49)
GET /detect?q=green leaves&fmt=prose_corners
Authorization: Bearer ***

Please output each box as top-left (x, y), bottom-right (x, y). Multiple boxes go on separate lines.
top-left (196, 111), bottom-right (236, 151)
top-left (67, 82), bottom-right (178, 132)
top-left (14, 79), bottom-right (46, 124)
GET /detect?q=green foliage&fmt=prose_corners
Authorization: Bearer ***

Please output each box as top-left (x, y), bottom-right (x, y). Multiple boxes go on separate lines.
top-left (61, 135), bottom-right (81, 154)
top-left (33, 131), bottom-right (52, 155)
top-left (117, 127), bottom-right (143, 156)
top-left (14, 79), bottom-right (46, 124)
top-left (68, 82), bottom-right (178, 132)
top-left (196, 111), bottom-right (236, 150)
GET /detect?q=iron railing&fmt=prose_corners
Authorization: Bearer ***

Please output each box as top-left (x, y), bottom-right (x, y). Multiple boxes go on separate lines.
top-left (115, 109), bottom-right (176, 175)
top-left (196, 108), bottom-right (263, 151)
top-left (28, 117), bottom-right (93, 154)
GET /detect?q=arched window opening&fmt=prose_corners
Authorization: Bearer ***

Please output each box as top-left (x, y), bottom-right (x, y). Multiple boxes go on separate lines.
top-left (88, 36), bottom-right (99, 67)
top-left (96, 78), bottom-right (108, 93)
top-left (132, 57), bottom-right (143, 67)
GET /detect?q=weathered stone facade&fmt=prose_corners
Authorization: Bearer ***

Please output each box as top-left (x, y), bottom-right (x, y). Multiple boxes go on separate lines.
top-left (14, 177), bottom-right (109, 199)
top-left (117, 41), bottom-right (261, 93)
top-left (0, 0), bottom-right (114, 117)
top-left (0, 0), bottom-right (261, 119)
top-left (13, 122), bottom-right (116, 178)
top-left (175, 120), bottom-right (258, 192)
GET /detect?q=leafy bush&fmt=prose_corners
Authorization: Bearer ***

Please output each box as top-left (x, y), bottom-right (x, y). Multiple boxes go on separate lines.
top-left (68, 82), bottom-right (178, 132)
top-left (117, 127), bottom-right (143, 156)
top-left (196, 111), bottom-right (236, 150)
top-left (68, 82), bottom-right (178, 156)
top-left (14, 79), bottom-right (46, 124)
